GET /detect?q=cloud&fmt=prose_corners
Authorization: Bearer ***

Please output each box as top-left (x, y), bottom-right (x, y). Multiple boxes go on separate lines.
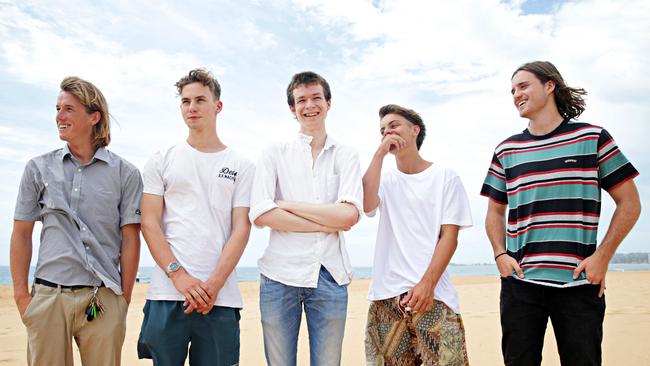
top-left (0, 0), bottom-right (648, 267)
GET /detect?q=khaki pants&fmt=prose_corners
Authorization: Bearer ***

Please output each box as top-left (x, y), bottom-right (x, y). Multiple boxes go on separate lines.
top-left (21, 283), bottom-right (128, 366)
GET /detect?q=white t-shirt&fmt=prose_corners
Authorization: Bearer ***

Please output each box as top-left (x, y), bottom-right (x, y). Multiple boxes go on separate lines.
top-left (143, 142), bottom-right (254, 308)
top-left (367, 164), bottom-right (472, 313)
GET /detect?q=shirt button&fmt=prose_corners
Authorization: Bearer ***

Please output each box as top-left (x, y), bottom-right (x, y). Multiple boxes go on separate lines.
top-left (44, 182), bottom-right (49, 187)
top-left (85, 246), bottom-right (90, 250)
top-left (82, 227), bottom-right (86, 231)
top-left (77, 168), bottom-right (82, 172)
top-left (74, 188), bottom-right (78, 192)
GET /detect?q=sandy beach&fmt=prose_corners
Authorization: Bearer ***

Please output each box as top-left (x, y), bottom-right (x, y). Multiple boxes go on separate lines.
top-left (1, 271), bottom-right (649, 365)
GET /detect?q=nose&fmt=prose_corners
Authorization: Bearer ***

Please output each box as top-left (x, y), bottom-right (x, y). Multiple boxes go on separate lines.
top-left (189, 100), bottom-right (198, 111)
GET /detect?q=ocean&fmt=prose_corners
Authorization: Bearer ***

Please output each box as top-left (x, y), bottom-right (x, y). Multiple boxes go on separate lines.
top-left (1, 263), bottom-right (649, 285)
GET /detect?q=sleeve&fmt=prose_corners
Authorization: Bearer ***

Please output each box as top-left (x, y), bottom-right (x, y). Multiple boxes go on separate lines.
top-left (248, 146), bottom-right (280, 227)
top-left (442, 174), bottom-right (473, 229)
top-left (14, 160), bottom-right (42, 222)
top-left (597, 129), bottom-right (639, 191)
top-left (119, 166), bottom-right (144, 227)
top-left (142, 152), bottom-right (164, 196)
top-left (480, 152), bottom-right (508, 204)
top-left (335, 147), bottom-right (364, 223)
top-left (232, 160), bottom-right (255, 208)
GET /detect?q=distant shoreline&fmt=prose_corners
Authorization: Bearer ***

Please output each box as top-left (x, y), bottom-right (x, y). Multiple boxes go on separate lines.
top-left (2, 264), bottom-right (650, 286)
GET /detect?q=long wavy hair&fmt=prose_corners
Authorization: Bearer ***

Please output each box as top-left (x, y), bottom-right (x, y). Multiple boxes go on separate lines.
top-left (513, 61), bottom-right (587, 119)
top-left (60, 77), bottom-right (111, 150)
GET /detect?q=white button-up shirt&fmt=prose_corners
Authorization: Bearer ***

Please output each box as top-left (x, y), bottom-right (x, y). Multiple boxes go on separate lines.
top-left (249, 133), bottom-right (363, 287)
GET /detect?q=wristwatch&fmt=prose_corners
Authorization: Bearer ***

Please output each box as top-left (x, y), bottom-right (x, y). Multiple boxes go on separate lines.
top-left (165, 261), bottom-right (182, 277)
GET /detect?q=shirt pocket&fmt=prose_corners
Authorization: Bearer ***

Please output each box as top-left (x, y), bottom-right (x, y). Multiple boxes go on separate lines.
top-left (210, 176), bottom-right (236, 213)
top-left (93, 187), bottom-right (120, 222)
top-left (327, 174), bottom-right (340, 202)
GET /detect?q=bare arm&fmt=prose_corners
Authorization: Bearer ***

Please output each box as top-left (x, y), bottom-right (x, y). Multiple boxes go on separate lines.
top-left (362, 151), bottom-right (384, 214)
top-left (10, 220), bottom-right (35, 317)
top-left (190, 207), bottom-right (252, 314)
top-left (277, 201), bottom-right (358, 230)
top-left (402, 224), bottom-right (459, 312)
top-left (140, 193), bottom-right (211, 309)
top-left (119, 223), bottom-right (140, 304)
top-left (254, 208), bottom-right (340, 233)
top-left (573, 180), bottom-right (641, 296)
top-left (485, 200), bottom-right (524, 278)
top-left (362, 134), bottom-right (405, 213)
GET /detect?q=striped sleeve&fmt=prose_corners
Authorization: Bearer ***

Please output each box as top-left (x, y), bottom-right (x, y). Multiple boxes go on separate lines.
top-left (597, 129), bottom-right (639, 191)
top-left (480, 152), bottom-right (508, 204)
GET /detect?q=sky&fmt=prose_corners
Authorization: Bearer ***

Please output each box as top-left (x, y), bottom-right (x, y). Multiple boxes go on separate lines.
top-left (0, 0), bottom-right (648, 268)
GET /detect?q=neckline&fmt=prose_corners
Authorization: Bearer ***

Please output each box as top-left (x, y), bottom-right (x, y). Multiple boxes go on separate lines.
top-left (523, 118), bottom-right (569, 140)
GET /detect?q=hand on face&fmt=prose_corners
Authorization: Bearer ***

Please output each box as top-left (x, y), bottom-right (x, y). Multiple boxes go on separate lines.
top-left (377, 133), bottom-right (407, 157)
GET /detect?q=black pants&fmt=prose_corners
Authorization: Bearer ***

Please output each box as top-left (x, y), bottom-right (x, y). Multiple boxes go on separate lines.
top-left (500, 277), bottom-right (606, 366)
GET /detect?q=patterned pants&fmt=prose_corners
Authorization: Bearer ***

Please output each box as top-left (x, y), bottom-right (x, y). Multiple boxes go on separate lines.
top-left (365, 296), bottom-right (469, 366)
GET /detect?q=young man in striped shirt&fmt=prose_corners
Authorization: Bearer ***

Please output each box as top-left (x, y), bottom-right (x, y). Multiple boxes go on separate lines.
top-left (481, 61), bottom-right (641, 365)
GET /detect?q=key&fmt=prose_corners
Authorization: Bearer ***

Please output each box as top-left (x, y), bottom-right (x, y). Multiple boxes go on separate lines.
top-left (85, 287), bottom-right (105, 322)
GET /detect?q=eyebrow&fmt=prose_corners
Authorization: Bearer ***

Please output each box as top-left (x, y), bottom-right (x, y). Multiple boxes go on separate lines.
top-left (296, 92), bottom-right (323, 99)
top-left (379, 119), bottom-right (399, 132)
top-left (511, 81), bottom-right (529, 94)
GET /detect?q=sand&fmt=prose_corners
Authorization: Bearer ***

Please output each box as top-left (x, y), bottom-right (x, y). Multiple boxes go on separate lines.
top-left (1, 271), bottom-right (649, 365)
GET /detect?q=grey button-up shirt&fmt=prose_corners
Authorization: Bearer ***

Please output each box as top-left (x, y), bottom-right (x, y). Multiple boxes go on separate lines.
top-left (14, 145), bottom-right (143, 295)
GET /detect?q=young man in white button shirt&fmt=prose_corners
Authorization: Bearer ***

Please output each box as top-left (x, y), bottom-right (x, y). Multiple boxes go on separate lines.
top-left (249, 71), bottom-right (364, 366)
top-left (137, 69), bottom-right (254, 365)
top-left (363, 104), bottom-right (473, 365)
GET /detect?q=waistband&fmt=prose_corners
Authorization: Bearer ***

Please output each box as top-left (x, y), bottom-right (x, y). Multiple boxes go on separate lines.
top-left (35, 278), bottom-right (104, 290)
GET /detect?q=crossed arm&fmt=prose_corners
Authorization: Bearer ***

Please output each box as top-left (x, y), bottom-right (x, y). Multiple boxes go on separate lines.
top-left (141, 193), bottom-right (251, 314)
top-left (254, 200), bottom-right (359, 233)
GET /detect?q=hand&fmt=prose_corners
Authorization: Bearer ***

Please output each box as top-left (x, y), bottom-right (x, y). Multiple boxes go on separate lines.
top-left (496, 254), bottom-right (524, 278)
top-left (401, 279), bottom-right (435, 313)
top-left (573, 251), bottom-right (609, 296)
top-left (15, 292), bottom-right (32, 318)
top-left (184, 279), bottom-right (223, 315)
top-left (170, 270), bottom-right (212, 312)
top-left (122, 293), bottom-right (132, 305)
top-left (376, 134), bottom-right (406, 158)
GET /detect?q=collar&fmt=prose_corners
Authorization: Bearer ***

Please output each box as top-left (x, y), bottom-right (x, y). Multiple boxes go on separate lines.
top-left (296, 132), bottom-right (337, 151)
top-left (60, 145), bottom-right (112, 166)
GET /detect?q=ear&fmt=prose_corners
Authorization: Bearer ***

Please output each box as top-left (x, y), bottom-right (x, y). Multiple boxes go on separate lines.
top-left (326, 99), bottom-right (331, 111)
top-left (289, 104), bottom-right (297, 117)
top-left (90, 111), bottom-right (101, 126)
top-left (411, 124), bottom-right (420, 138)
top-left (545, 80), bottom-right (556, 95)
top-left (215, 100), bottom-right (223, 114)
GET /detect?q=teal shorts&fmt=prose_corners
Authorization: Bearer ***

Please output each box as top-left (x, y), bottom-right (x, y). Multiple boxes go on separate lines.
top-left (137, 300), bottom-right (240, 366)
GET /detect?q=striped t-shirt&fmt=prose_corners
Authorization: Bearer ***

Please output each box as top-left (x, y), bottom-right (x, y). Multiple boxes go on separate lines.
top-left (481, 119), bottom-right (638, 287)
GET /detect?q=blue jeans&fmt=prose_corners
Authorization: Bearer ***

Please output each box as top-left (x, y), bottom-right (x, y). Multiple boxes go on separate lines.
top-left (260, 266), bottom-right (348, 366)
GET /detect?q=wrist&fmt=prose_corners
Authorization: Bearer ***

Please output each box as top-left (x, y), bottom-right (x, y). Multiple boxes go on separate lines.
top-left (206, 276), bottom-right (224, 290)
top-left (168, 267), bottom-right (186, 280)
top-left (594, 245), bottom-right (615, 261)
top-left (494, 251), bottom-right (508, 261)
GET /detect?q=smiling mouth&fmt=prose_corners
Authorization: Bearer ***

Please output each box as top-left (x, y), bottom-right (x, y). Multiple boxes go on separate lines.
top-left (517, 100), bottom-right (527, 108)
top-left (58, 124), bottom-right (71, 130)
top-left (303, 112), bottom-right (319, 117)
